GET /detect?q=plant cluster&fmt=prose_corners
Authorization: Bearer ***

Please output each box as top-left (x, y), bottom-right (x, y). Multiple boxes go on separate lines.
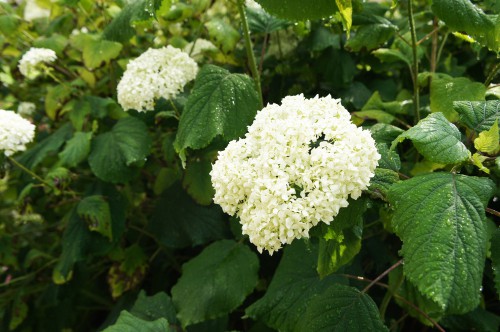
top-left (0, 0), bottom-right (499, 331)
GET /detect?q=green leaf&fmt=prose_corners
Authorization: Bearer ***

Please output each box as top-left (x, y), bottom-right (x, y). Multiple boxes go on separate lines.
top-left (474, 120), bottom-right (499, 154)
top-left (9, 297), bottom-right (28, 330)
top-left (53, 209), bottom-right (115, 284)
top-left (59, 132), bottom-right (92, 168)
top-left (174, 65), bottom-right (260, 157)
top-left (204, 19), bottom-right (240, 54)
top-left (388, 265), bottom-right (444, 325)
top-left (432, 0), bottom-right (500, 53)
top-left (335, 0), bottom-right (352, 35)
top-left (296, 284), bottom-right (388, 331)
top-left (255, 0), bottom-right (338, 21)
top-left (441, 307), bottom-right (500, 332)
top-left (372, 48), bottom-right (411, 66)
top-left (103, 0), bottom-right (172, 42)
top-left (149, 182), bottom-right (230, 248)
top-left (345, 16), bottom-right (396, 52)
top-left (471, 153), bottom-right (490, 174)
top-left (305, 26), bottom-right (341, 51)
top-left (34, 34), bottom-right (68, 55)
top-left (392, 112), bottom-right (470, 164)
top-left (82, 36), bottom-right (122, 70)
top-left (246, 6), bottom-right (289, 34)
top-left (454, 100), bottom-right (500, 134)
top-left (387, 173), bottom-right (495, 313)
top-left (108, 245), bottom-right (148, 298)
top-left (171, 240), bottom-right (259, 328)
top-left (130, 291), bottom-right (177, 323)
top-left (369, 123), bottom-right (404, 145)
top-left (246, 240), bottom-right (347, 331)
top-left (17, 123), bottom-right (73, 169)
top-left (88, 117), bottom-right (152, 183)
top-left (430, 75), bottom-right (486, 122)
top-left (102, 311), bottom-right (171, 332)
top-left (367, 168), bottom-right (400, 198)
top-left (182, 158), bottom-right (215, 205)
top-left (377, 143), bottom-right (401, 171)
top-left (491, 227), bottom-right (500, 297)
top-left (0, 14), bottom-right (19, 36)
top-left (45, 84), bottom-right (72, 120)
top-left (352, 110), bottom-right (395, 124)
top-left (317, 198), bottom-right (367, 278)
top-left (77, 195), bottom-right (113, 241)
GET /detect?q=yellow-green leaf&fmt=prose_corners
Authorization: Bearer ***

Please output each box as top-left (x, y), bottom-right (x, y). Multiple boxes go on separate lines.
top-left (474, 120), bottom-right (499, 155)
top-left (336, 0), bottom-right (352, 35)
top-left (471, 153), bottom-right (490, 174)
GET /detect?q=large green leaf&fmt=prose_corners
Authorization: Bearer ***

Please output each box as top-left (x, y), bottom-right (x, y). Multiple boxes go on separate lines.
top-left (103, 0), bottom-right (171, 42)
top-left (59, 131), bottom-right (92, 168)
top-left (174, 65), bottom-right (260, 158)
top-left (441, 307), bottom-right (500, 332)
top-left (392, 112), bottom-right (470, 164)
top-left (88, 117), bottom-right (152, 183)
top-left (430, 75), bottom-right (486, 122)
top-left (345, 16), bottom-right (396, 52)
top-left (204, 19), bottom-right (240, 54)
top-left (102, 311), bottom-right (171, 332)
top-left (317, 198), bottom-right (367, 278)
top-left (296, 284), bottom-right (388, 331)
top-left (454, 100), bottom-right (500, 134)
top-left (255, 0), bottom-right (338, 21)
top-left (82, 36), bottom-right (122, 70)
top-left (171, 240), bottom-right (259, 328)
top-left (149, 182), bottom-right (230, 248)
top-left (432, 0), bottom-right (500, 53)
top-left (77, 195), bottom-right (113, 241)
top-left (182, 158), bottom-right (214, 205)
top-left (387, 173), bottom-right (495, 313)
top-left (129, 291), bottom-right (177, 324)
top-left (491, 227), bottom-right (500, 297)
top-left (246, 240), bottom-right (347, 331)
top-left (17, 123), bottom-right (73, 169)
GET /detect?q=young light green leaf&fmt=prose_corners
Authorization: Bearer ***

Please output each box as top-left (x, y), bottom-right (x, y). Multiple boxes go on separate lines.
top-left (171, 240), bottom-right (259, 328)
top-left (474, 120), bottom-right (499, 154)
top-left (205, 19), bottom-right (240, 54)
top-left (149, 182), bottom-right (230, 249)
top-left (392, 112), bottom-right (470, 164)
top-left (431, 0), bottom-right (499, 53)
top-left (246, 240), bottom-right (347, 331)
top-left (182, 158), bottom-right (215, 205)
top-left (295, 284), bottom-right (389, 332)
top-left (174, 65), bottom-right (260, 158)
top-left (82, 36), bottom-right (122, 70)
top-left (255, 0), bottom-right (338, 21)
top-left (77, 195), bottom-right (112, 241)
top-left (471, 153), bottom-right (490, 174)
top-left (59, 132), bottom-right (92, 168)
top-left (388, 173), bottom-right (495, 314)
top-left (335, 0), bottom-right (352, 35)
top-left (372, 48), bottom-right (411, 66)
top-left (45, 84), bottom-right (72, 120)
top-left (430, 75), bottom-right (486, 122)
top-left (88, 117), bottom-right (152, 183)
top-left (352, 110), bottom-right (395, 124)
top-left (490, 228), bottom-right (500, 298)
top-left (102, 311), bottom-right (171, 332)
top-left (454, 100), bottom-right (500, 133)
top-left (317, 198), bottom-right (367, 278)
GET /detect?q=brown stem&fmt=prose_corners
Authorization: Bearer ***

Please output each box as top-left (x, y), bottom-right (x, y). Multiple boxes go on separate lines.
top-left (486, 208), bottom-right (500, 219)
top-left (362, 259), bottom-right (403, 293)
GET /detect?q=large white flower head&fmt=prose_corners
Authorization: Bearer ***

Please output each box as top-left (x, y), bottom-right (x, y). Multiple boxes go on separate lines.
top-left (211, 94), bottom-right (380, 254)
top-left (18, 47), bottom-right (57, 79)
top-left (117, 46), bottom-right (198, 112)
top-left (0, 109), bottom-right (35, 156)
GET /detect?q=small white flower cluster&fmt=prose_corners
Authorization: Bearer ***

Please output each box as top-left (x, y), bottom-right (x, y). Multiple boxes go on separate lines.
top-left (17, 102), bottom-right (36, 117)
top-left (18, 47), bottom-right (57, 79)
top-left (0, 109), bottom-right (35, 156)
top-left (245, 0), bottom-right (262, 10)
top-left (182, 39), bottom-right (217, 61)
top-left (23, 0), bottom-right (50, 22)
top-left (211, 94), bottom-right (380, 254)
top-left (117, 46), bottom-right (198, 112)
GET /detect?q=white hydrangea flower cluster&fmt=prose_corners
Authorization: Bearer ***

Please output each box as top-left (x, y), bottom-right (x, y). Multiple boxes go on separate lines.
top-left (18, 47), bottom-right (57, 79)
top-left (211, 94), bottom-right (380, 254)
top-left (17, 102), bottom-right (36, 117)
top-left (0, 109), bottom-right (36, 156)
top-left (117, 46), bottom-right (198, 112)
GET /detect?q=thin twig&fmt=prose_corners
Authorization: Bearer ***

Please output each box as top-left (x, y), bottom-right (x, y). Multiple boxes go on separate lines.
top-left (486, 208), bottom-right (500, 219)
top-left (362, 259), bottom-right (403, 293)
top-left (485, 62), bottom-right (500, 87)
